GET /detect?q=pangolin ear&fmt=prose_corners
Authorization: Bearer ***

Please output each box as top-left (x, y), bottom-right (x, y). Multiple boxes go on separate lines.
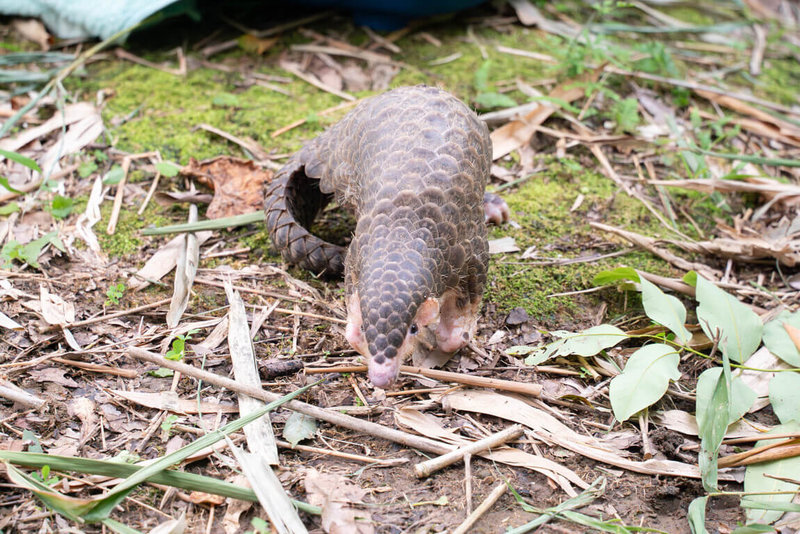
top-left (415, 298), bottom-right (440, 326)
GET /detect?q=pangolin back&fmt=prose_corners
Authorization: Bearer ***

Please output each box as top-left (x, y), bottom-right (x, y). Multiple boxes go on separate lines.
top-left (265, 86), bottom-right (491, 384)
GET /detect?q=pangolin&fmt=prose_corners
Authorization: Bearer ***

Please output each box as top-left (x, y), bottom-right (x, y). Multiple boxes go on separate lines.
top-left (264, 85), bottom-right (508, 388)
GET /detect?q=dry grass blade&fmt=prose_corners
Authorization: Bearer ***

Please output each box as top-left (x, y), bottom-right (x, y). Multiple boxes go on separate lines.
top-left (224, 280), bottom-right (279, 465)
top-left (589, 222), bottom-right (720, 277)
top-left (166, 204), bottom-right (200, 328)
top-left (197, 123), bottom-right (269, 160)
top-left (396, 407), bottom-right (585, 495)
top-left (441, 390), bottom-right (738, 480)
top-left (130, 233), bottom-right (213, 291)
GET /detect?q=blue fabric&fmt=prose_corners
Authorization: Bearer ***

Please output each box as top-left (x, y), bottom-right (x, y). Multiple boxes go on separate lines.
top-left (0, 0), bottom-right (181, 39)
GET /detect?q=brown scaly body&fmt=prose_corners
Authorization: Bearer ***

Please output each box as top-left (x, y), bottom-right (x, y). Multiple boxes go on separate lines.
top-left (265, 85), bottom-right (497, 387)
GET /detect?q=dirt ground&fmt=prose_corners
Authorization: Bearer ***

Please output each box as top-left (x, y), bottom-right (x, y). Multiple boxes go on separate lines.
top-left (2, 1), bottom-right (799, 533)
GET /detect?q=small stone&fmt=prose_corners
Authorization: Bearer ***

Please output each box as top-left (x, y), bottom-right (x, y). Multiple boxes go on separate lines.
top-left (505, 307), bottom-right (529, 326)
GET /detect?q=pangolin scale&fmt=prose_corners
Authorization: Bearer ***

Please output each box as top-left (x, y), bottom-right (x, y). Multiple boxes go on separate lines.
top-left (264, 85), bottom-right (495, 387)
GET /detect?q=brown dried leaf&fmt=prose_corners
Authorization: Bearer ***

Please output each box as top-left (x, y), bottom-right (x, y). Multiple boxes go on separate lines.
top-left (182, 156), bottom-right (273, 219)
top-left (490, 67), bottom-right (602, 160)
top-left (29, 368), bottom-right (78, 388)
top-left (188, 491), bottom-right (226, 505)
top-left (304, 468), bottom-right (373, 534)
top-left (238, 34), bottom-right (279, 55)
top-left (39, 286), bottom-right (75, 325)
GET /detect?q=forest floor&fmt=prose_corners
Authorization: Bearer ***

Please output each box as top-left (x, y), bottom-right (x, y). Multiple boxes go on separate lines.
top-left (1, 1), bottom-right (800, 533)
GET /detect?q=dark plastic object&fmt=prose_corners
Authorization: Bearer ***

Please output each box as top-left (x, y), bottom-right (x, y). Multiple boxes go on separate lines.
top-left (297, 0), bottom-right (487, 30)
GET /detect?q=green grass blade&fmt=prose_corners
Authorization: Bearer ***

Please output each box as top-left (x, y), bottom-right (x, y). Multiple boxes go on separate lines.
top-left (141, 211), bottom-right (265, 235)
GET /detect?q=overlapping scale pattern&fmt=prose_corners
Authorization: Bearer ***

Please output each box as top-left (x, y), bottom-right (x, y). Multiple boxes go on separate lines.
top-left (264, 86), bottom-right (491, 368)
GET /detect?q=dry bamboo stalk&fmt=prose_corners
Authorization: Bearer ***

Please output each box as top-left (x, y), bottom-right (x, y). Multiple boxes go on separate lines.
top-left (414, 425), bottom-right (524, 478)
top-left (127, 347), bottom-right (453, 456)
top-left (452, 482), bottom-right (507, 534)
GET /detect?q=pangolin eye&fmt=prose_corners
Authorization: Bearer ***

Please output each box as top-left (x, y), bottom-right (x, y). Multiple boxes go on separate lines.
top-left (409, 323), bottom-right (418, 335)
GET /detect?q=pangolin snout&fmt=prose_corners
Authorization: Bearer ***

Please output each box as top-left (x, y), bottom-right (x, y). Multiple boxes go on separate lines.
top-left (367, 351), bottom-right (401, 388)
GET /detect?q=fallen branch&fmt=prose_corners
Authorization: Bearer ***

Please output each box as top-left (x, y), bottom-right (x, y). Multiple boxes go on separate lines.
top-left (415, 424), bottom-right (524, 477)
top-left (452, 482), bottom-right (507, 534)
top-left (127, 347), bottom-right (454, 456)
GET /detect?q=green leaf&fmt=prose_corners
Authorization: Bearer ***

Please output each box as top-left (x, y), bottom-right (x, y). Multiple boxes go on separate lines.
top-left (523, 325), bottom-right (627, 365)
top-left (82, 381), bottom-right (320, 521)
top-left (50, 195), bottom-right (75, 219)
top-left (0, 148), bottom-right (41, 172)
top-left (103, 165), bottom-right (125, 185)
top-left (762, 310), bottom-right (800, 367)
top-left (696, 366), bottom-right (731, 491)
top-left (3, 463), bottom-right (94, 522)
top-left (743, 421), bottom-right (800, 525)
top-left (473, 60), bottom-right (491, 91)
top-left (282, 412), bottom-right (317, 447)
top-left (696, 276), bottom-right (763, 363)
top-left (212, 92), bottom-right (240, 107)
top-left (697, 368), bottom-right (755, 428)
top-left (639, 274), bottom-right (691, 344)
top-left (592, 266), bottom-right (639, 286)
top-left (731, 524), bottom-right (775, 534)
top-left (0, 176), bottom-right (23, 194)
top-left (683, 271), bottom-right (698, 287)
top-left (740, 500), bottom-right (800, 513)
top-left (78, 160), bottom-right (98, 178)
top-left (729, 523), bottom-right (776, 534)
top-left (155, 161), bottom-right (181, 177)
top-left (768, 372), bottom-right (800, 424)
top-left (3, 232), bottom-right (65, 269)
top-left (148, 368), bottom-right (174, 378)
top-left (687, 496), bottom-right (708, 534)
top-left (609, 343), bottom-right (680, 422)
top-left (474, 92), bottom-right (518, 109)
top-left (0, 201), bottom-right (20, 215)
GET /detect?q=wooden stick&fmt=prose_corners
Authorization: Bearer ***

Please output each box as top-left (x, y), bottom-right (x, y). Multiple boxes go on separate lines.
top-left (127, 347), bottom-right (453, 456)
top-left (51, 357), bottom-right (138, 378)
top-left (107, 152), bottom-right (158, 235)
top-left (718, 438), bottom-right (800, 468)
top-left (452, 482), bottom-right (507, 534)
top-left (39, 298), bottom-right (172, 333)
top-left (280, 62), bottom-right (355, 101)
top-left (0, 380), bottom-right (46, 409)
top-left (305, 364), bottom-right (541, 396)
top-left (276, 439), bottom-right (405, 466)
top-left (414, 425), bottom-right (524, 478)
